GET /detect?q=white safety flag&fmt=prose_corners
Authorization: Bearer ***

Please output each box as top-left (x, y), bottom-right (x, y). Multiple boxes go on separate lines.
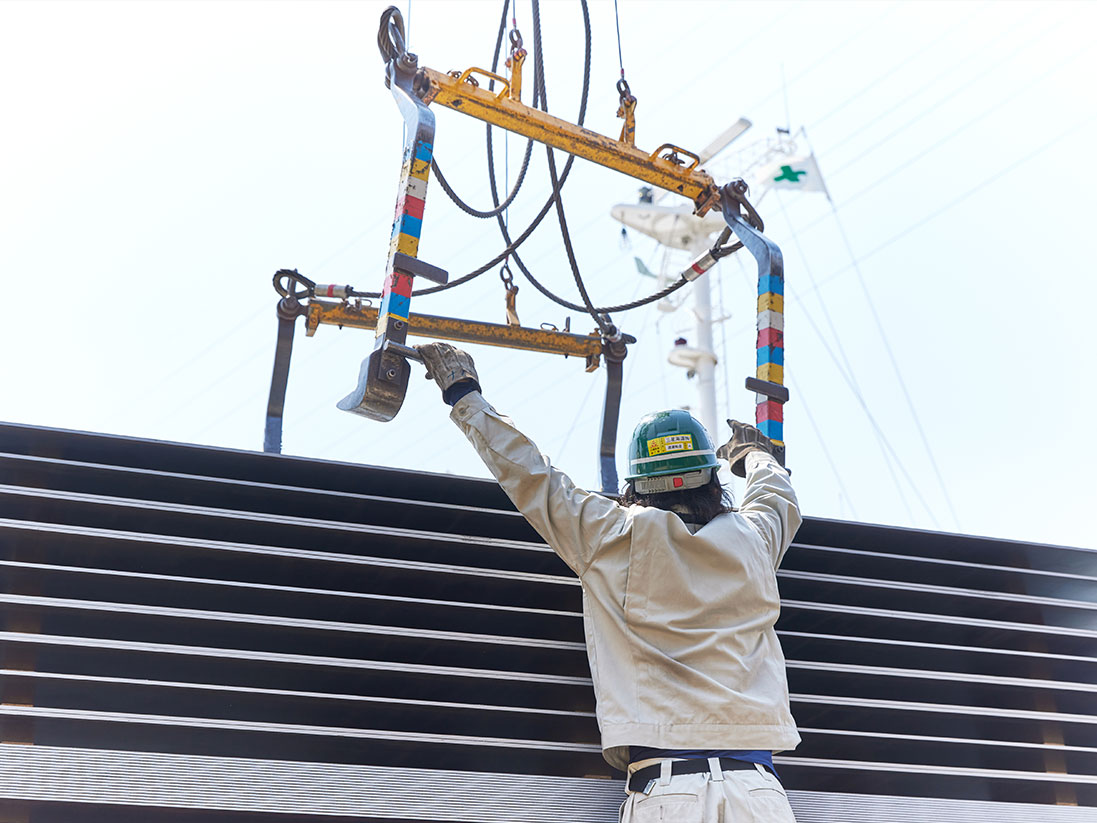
top-left (752, 153), bottom-right (829, 198)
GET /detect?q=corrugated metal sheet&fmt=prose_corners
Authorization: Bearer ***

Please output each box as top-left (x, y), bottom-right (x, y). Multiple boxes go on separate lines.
top-left (1, 421), bottom-right (1094, 820)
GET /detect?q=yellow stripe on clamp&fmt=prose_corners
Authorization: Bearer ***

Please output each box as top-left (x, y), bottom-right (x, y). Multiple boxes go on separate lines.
top-left (757, 292), bottom-right (784, 314)
top-left (410, 158), bottom-right (431, 181)
top-left (757, 363), bottom-right (784, 383)
top-left (396, 233), bottom-right (420, 257)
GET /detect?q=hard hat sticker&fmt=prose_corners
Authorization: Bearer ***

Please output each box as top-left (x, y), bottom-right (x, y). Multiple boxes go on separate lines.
top-left (646, 434), bottom-right (694, 456)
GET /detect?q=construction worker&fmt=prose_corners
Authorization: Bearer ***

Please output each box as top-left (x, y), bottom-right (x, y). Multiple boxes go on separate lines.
top-left (417, 341), bottom-right (802, 823)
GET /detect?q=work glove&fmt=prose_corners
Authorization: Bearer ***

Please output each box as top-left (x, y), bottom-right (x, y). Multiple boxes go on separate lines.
top-left (415, 342), bottom-right (481, 405)
top-left (716, 419), bottom-right (777, 478)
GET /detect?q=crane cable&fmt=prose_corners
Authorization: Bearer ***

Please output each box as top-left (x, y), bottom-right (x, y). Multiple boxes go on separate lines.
top-left (484, 0), bottom-right (759, 319)
top-left (429, 0), bottom-right (534, 220)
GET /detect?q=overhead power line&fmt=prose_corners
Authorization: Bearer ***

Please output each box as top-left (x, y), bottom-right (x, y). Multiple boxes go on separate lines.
top-left (786, 371), bottom-right (860, 521)
top-left (772, 192), bottom-right (917, 523)
top-left (827, 199), bottom-right (962, 531)
top-left (795, 111), bottom-right (1097, 303)
top-left (795, 32), bottom-right (1085, 240)
top-left (809, 1), bottom-right (992, 130)
top-left (825, 16), bottom-right (1074, 180)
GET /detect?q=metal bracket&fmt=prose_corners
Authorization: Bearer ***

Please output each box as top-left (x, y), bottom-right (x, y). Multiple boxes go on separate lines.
top-left (263, 296), bottom-right (308, 454)
top-left (598, 332), bottom-right (636, 495)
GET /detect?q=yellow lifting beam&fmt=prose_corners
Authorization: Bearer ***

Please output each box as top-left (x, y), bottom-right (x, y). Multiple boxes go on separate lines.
top-left (415, 66), bottom-right (719, 216)
top-left (306, 299), bottom-right (603, 370)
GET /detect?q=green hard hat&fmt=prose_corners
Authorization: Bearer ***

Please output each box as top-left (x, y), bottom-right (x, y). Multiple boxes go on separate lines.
top-left (625, 409), bottom-right (718, 488)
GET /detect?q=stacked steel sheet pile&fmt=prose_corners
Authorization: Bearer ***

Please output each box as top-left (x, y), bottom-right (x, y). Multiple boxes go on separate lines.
top-left (0, 421), bottom-right (1094, 821)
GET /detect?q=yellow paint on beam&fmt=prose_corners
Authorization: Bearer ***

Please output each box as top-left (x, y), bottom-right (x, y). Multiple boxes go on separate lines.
top-left (757, 363), bottom-right (784, 383)
top-left (418, 67), bottom-right (718, 215)
top-left (757, 292), bottom-right (784, 314)
top-left (396, 233), bottom-right (420, 256)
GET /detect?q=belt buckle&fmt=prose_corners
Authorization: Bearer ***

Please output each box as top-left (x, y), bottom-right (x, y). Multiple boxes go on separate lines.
top-left (644, 779), bottom-right (656, 795)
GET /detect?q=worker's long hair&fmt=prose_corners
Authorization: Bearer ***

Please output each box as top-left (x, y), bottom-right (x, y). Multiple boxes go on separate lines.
top-left (619, 473), bottom-right (735, 526)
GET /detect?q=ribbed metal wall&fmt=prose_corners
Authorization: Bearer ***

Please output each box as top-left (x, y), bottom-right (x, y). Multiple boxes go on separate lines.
top-left (1, 421), bottom-right (1094, 821)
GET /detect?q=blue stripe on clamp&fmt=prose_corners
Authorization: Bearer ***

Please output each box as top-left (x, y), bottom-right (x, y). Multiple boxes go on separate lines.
top-left (758, 419), bottom-right (783, 441)
top-left (757, 346), bottom-right (785, 367)
top-left (758, 274), bottom-right (784, 296)
top-left (383, 292), bottom-right (411, 320)
top-left (415, 142), bottom-right (433, 162)
top-left (399, 214), bottom-right (423, 238)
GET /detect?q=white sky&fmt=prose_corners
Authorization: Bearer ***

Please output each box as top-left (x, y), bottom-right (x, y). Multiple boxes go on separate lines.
top-left (2, 0), bottom-right (1095, 550)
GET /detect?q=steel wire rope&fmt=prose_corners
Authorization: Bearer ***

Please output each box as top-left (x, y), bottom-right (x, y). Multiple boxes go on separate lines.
top-left (480, 0), bottom-right (720, 320)
top-left (429, 0), bottom-right (534, 220)
top-left (463, 238), bottom-right (659, 402)
top-left (611, 0), bottom-right (625, 80)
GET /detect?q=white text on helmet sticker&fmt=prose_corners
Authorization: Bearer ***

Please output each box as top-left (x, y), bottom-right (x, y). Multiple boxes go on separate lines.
top-left (646, 434), bottom-right (693, 456)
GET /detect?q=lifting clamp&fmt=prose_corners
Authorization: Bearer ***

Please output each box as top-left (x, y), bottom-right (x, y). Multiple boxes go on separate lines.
top-left (263, 5), bottom-right (788, 488)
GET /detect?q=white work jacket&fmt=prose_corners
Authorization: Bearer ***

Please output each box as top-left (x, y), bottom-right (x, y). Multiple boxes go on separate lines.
top-left (451, 392), bottom-right (802, 771)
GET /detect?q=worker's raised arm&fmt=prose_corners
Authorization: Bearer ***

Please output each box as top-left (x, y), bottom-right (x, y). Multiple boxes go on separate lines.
top-left (417, 343), bottom-right (629, 576)
top-left (718, 419), bottom-right (802, 567)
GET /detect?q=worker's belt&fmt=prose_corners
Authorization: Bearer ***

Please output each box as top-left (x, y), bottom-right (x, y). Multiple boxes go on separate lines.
top-left (627, 758), bottom-right (771, 793)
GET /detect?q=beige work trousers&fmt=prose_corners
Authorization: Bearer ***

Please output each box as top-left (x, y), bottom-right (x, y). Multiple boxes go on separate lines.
top-left (622, 759), bottom-right (796, 823)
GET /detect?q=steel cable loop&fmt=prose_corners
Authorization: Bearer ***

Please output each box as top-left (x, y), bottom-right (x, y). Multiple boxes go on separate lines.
top-left (711, 182), bottom-right (764, 259)
top-left (529, 0), bottom-right (612, 334)
top-left (431, 143), bottom-right (533, 219)
top-left (273, 269), bottom-right (315, 299)
top-left (428, 0), bottom-right (534, 220)
top-left (377, 6), bottom-right (406, 64)
top-left (500, 0), bottom-right (694, 321)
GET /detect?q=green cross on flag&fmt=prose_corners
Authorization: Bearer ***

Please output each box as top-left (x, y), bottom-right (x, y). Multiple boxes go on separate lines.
top-left (752, 153), bottom-right (829, 198)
